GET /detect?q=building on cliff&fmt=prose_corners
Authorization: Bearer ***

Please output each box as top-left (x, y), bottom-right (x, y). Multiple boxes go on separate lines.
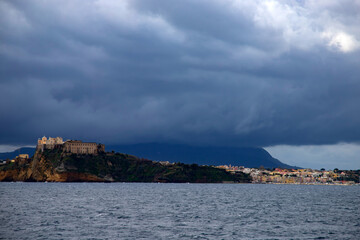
top-left (37, 136), bottom-right (105, 155)
top-left (63, 140), bottom-right (105, 155)
top-left (37, 136), bottom-right (64, 151)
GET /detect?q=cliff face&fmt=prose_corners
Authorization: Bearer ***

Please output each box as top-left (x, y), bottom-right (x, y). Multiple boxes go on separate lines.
top-left (0, 148), bottom-right (251, 183)
top-left (0, 149), bottom-right (103, 182)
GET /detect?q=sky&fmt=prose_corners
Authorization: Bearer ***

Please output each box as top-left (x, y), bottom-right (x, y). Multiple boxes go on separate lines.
top-left (1, 0), bottom-right (360, 169)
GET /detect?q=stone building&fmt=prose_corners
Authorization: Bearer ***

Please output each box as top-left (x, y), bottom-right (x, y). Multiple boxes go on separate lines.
top-left (37, 136), bottom-right (64, 151)
top-left (63, 140), bottom-right (105, 155)
top-left (36, 136), bottom-right (105, 155)
top-left (38, 136), bottom-right (64, 145)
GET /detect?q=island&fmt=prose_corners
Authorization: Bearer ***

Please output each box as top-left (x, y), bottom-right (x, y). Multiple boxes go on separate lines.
top-left (0, 137), bottom-right (251, 183)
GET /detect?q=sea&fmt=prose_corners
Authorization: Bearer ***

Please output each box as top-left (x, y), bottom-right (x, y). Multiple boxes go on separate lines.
top-left (0, 183), bottom-right (359, 240)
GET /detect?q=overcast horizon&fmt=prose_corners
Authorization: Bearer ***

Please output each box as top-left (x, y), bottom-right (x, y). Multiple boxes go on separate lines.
top-left (1, 0), bottom-right (360, 169)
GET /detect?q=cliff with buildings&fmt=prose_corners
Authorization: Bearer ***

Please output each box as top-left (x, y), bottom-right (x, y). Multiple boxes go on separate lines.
top-left (0, 137), bottom-right (251, 183)
top-left (37, 136), bottom-right (105, 155)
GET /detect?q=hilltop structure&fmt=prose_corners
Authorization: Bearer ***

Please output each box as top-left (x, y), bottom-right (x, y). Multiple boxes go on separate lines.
top-left (64, 140), bottom-right (105, 154)
top-left (37, 136), bottom-right (105, 155)
top-left (37, 136), bottom-right (64, 151)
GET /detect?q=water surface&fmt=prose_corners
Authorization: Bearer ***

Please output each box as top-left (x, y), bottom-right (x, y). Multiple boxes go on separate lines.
top-left (0, 183), bottom-right (359, 239)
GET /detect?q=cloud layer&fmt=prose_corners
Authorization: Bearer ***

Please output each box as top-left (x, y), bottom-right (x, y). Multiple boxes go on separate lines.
top-left (1, 0), bottom-right (360, 147)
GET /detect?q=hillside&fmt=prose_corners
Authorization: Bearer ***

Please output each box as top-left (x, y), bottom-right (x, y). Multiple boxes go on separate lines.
top-left (108, 143), bottom-right (298, 169)
top-left (0, 148), bottom-right (251, 183)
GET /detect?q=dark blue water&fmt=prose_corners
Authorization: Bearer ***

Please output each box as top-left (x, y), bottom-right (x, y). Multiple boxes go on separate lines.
top-left (0, 183), bottom-right (359, 240)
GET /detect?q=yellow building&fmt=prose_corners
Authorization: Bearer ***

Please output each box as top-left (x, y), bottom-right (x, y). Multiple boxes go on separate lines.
top-left (18, 154), bottom-right (29, 159)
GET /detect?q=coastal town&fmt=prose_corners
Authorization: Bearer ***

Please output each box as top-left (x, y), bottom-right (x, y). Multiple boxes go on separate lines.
top-left (217, 165), bottom-right (360, 185)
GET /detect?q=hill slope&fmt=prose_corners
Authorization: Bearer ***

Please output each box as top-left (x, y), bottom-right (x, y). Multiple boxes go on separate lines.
top-left (108, 143), bottom-right (298, 169)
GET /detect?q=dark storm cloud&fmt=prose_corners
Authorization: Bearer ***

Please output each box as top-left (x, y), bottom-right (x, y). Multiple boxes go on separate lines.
top-left (1, 0), bottom-right (360, 146)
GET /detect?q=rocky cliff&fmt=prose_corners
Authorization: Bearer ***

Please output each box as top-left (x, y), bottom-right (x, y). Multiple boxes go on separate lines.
top-left (0, 148), bottom-right (251, 183)
top-left (0, 149), bottom-right (104, 182)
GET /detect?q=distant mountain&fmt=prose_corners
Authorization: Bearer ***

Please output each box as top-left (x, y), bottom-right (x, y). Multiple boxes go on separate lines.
top-left (0, 147), bottom-right (36, 160)
top-left (1, 144), bottom-right (299, 169)
top-left (108, 143), bottom-right (299, 169)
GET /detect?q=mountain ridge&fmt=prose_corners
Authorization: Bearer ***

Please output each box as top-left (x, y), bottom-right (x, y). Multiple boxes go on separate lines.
top-left (1, 144), bottom-right (300, 169)
top-left (108, 143), bottom-right (299, 169)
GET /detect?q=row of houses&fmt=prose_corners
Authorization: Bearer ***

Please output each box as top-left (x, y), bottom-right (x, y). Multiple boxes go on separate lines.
top-left (217, 165), bottom-right (359, 185)
top-left (0, 154), bottom-right (29, 165)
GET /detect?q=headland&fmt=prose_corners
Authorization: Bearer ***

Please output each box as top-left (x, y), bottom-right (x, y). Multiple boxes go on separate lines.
top-left (0, 136), bottom-right (251, 183)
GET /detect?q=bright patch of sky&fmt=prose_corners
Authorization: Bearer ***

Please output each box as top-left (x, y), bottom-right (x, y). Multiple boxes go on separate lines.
top-left (0, 145), bottom-right (35, 153)
top-left (266, 143), bottom-right (360, 170)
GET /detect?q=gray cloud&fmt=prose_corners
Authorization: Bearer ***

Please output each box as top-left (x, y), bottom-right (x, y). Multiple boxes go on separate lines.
top-left (1, 0), bottom-right (360, 147)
